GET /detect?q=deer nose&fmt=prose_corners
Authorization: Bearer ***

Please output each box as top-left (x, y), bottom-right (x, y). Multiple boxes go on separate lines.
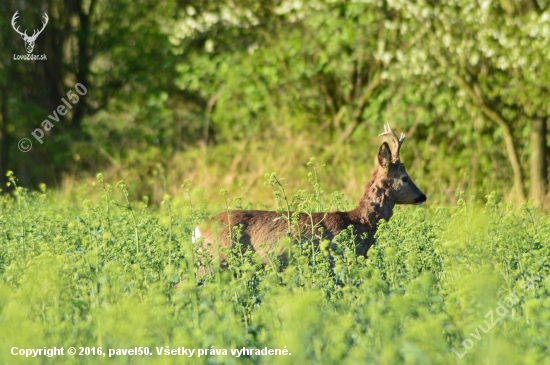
top-left (414, 194), bottom-right (427, 204)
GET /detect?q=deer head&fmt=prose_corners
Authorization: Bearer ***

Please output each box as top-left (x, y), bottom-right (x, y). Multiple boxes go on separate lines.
top-left (377, 124), bottom-right (426, 205)
top-left (11, 11), bottom-right (49, 54)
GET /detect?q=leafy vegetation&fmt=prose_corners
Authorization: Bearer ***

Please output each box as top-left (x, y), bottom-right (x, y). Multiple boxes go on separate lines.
top-left (1, 0), bottom-right (549, 362)
top-left (1, 171), bottom-right (550, 364)
top-left (1, 0), bottom-right (548, 206)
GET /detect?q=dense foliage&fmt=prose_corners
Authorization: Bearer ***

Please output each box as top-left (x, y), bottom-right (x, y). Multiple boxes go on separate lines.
top-left (1, 172), bottom-right (550, 364)
top-left (2, 1), bottom-right (549, 363)
top-left (0, 0), bottom-right (548, 206)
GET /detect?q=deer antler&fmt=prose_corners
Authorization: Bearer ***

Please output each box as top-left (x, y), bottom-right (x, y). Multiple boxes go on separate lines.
top-left (11, 11), bottom-right (29, 38)
top-left (29, 13), bottom-right (49, 41)
top-left (378, 123), bottom-right (405, 163)
top-left (11, 12), bottom-right (48, 41)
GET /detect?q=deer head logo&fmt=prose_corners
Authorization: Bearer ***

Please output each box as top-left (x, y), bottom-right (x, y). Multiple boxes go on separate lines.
top-left (11, 11), bottom-right (49, 54)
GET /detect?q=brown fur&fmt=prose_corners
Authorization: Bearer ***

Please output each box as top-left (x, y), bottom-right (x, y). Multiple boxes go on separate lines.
top-left (195, 134), bottom-right (426, 264)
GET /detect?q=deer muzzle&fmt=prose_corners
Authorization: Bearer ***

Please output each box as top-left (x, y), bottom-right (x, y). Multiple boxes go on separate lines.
top-left (414, 194), bottom-right (427, 205)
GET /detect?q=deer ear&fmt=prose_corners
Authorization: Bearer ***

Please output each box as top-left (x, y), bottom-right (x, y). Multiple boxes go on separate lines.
top-left (378, 142), bottom-right (392, 168)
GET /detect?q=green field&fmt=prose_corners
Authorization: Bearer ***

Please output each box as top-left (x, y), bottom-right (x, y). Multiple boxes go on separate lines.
top-left (2, 2), bottom-right (550, 363)
top-left (1, 171), bottom-right (549, 365)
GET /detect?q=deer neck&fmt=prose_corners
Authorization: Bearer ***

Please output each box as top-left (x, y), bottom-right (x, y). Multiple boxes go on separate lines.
top-left (350, 169), bottom-right (395, 229)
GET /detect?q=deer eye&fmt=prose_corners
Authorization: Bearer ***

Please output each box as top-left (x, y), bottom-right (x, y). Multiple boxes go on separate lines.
top-left (401, 177), bottom-right (409, 183)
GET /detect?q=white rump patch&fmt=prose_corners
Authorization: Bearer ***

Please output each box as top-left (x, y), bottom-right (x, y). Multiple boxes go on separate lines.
top-left (192, 226), bottom-right (202, 244)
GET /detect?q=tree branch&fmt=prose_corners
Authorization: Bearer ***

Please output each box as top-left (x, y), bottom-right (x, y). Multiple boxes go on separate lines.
top-left (339, 76), bottom-right (383, 142)
top-left (455, 74), bottom-right (526, 202)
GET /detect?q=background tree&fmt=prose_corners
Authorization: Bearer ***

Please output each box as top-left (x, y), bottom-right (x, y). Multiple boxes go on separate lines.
top-left (393, 0), bottom-right (550, 205)
top-left (0, 0), bottom-right (548, 206)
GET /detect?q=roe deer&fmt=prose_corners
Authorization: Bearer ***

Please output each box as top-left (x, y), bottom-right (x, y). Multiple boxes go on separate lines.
top-left (193, 124), bottom-right (426, 263)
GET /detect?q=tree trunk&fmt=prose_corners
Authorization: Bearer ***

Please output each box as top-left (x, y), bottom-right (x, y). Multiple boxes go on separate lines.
top-left (479, 105), bottom-right (526, 203)
top-left (454, 75), bottom-right (527, 203)
top-left (72, 0), bottom-right (95, 133)
top-left (529, 118), bottom-right (548, 207)
top-left (0, 87), bottom-right (9, 188)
